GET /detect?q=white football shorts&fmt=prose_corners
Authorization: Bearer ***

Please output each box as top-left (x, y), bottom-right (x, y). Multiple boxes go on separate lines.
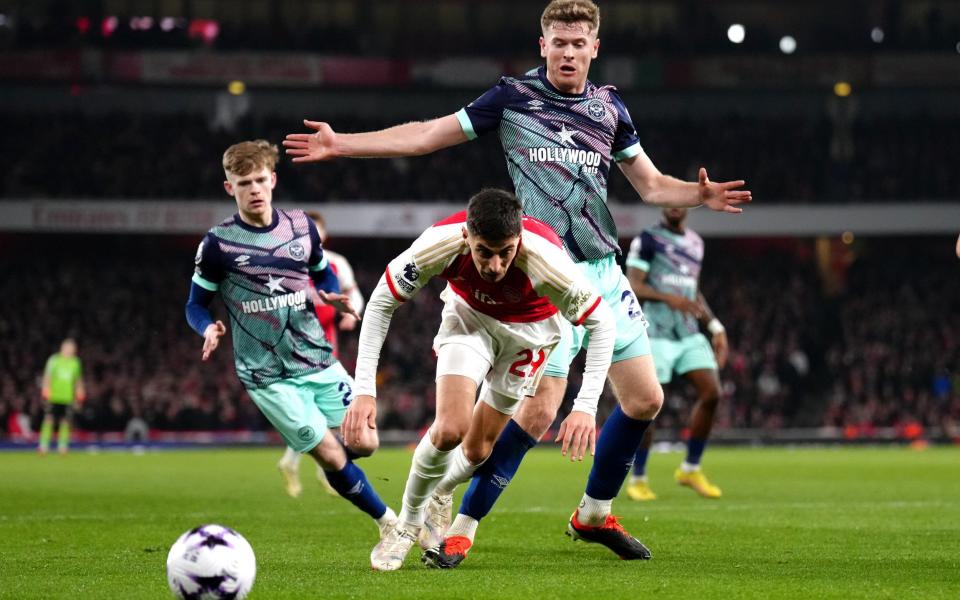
top-left (433, 287), bottom-right (563, 415)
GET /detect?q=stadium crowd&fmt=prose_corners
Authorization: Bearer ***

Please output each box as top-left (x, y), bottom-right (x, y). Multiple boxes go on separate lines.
top-left (6, 1), bottom-right (959, 56)
top-left (2, 112), bottom-right (958, 203)
top-left (0, 235), bottom-right (955, 442)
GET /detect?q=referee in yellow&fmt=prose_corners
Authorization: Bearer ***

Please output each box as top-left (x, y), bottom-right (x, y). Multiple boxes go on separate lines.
top-left (39, 338), bottom-right (85, 455)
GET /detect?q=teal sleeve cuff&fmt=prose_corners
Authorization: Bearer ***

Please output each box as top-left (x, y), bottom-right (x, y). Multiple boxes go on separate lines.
top-left (626, 258), bottom-right (650, 272)
top-left (455, 108), bottom-right (478, 141)
top-left (191, 273), bottom-right (219, 291)
top-left (613, 142), bottom-right (642, 162)
top-left (309, 255), bottom-right (330, 272)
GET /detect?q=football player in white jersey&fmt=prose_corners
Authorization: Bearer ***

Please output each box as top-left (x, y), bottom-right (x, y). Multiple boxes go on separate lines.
top-left (343, 189), bottom-right (617, 571)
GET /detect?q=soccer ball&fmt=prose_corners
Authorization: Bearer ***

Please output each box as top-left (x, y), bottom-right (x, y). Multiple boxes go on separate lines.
top-left (166, 524), bottom-right (256, 599)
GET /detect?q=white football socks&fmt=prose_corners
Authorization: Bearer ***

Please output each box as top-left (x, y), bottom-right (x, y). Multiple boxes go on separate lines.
top-left (578, 494), bottom-right (612, 526)
top-left (446, 514), bottom-right (479, 542)
top-left (680, 461), bottom-right (700, 473)
top-left (377, 507), bottom-right (398, 527)
top-left (398, 433), bottom-right (452, 531)
top-left (279, 447), bottom-right (300, 470)
top-left (435, 446), bottom-right (483, 496)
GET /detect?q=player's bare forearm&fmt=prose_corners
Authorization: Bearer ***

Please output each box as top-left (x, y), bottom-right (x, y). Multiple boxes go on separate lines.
top-left (339, 117), bottom-right (467, 157)
top-left (619, 153), bottom-right (751, 212)
top-left (285, 115), bottom-right (468, 163)
top-left (696, 291), bottom-right (718, 327)
top-left (638, 174), bottom-right (703, 208)
top-left (627, 267), bottom-right (672, 303)
top-left (618, 154), bottom-right (700, 207)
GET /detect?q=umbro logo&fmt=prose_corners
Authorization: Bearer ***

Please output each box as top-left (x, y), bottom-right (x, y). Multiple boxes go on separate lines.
top-left (234, 254), bottom-right (251, 266)
top-left (527, 99), bottom-right (544, 110)
top-left (491, 474), bottom-right (511, 489)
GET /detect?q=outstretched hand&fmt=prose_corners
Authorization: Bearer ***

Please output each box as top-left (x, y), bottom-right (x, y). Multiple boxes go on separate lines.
top-left (698, 167), bottom-right (751, 213)
top-left (283, 120), bottom-right (338, 163)
top-left (317, 290), bottom-right (362, 322)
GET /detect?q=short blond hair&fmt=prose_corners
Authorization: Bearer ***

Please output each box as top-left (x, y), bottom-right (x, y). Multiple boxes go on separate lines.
top-left (541, 0), bottom-right (600, 35)
top-left (222, 139), bottom-right (279, 177)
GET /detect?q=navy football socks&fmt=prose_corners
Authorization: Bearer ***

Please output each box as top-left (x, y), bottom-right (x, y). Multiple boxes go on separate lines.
top-left (324, 461), bottom-right (388, 519)
top-left (586, 406), bottom-right (653, 500)
top-left (459, 419), bottom-right (537, 521)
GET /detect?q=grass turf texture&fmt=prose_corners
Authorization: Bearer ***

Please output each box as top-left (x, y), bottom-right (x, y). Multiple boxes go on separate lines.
top-left (1, 447), bottom-right (958, 599)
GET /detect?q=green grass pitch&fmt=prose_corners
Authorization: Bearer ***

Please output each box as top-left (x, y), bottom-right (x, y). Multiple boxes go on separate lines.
top-left (1, 446), bottom-right (958, 599)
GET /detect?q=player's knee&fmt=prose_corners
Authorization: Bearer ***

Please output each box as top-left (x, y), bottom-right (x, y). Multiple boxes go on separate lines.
top-left (621, 384), bottom-right (664, 420)
top-left (514, 404), bottom-right (555, 439)
top-left (347, 428), bottom-right (380, 457)
top-left (431, 421), bottom-right (467, 451)
top-left (348, 439), bottom-right (377, 458)
top-left (309, 445), bottom-right (343, 471)
top-left (462, 440), bottom-right (492, 465)
top-left (698, 384), bottom-right (721, 409)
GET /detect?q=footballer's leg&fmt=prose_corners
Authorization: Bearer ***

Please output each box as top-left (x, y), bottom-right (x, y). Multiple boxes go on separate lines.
top-left (308, 430), bottom-right (396, 536)
top-left (247, 369), bottom-right (395, 544)
top-left (628, 337), bottom-right (675, 501)
top-left (674, 367), bottom-right (723, 499)
top-left (371, 374), bottom-right (474, 571)
top-left (423, 395), bottom-right (513, 567)
top-left (56, 405), bottom-right (73, 455)
top-left (38, 407), bottom-right (54, 455)
top-left (568, 355), bottom-right (661, 560)
top-left (277, 446), bottom-right (303, 498)
top-left (454, 376), bottom-right (565, 526)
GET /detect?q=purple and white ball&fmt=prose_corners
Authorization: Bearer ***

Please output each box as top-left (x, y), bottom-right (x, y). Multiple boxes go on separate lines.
top-left (166, 524), bottom-right (256, 600)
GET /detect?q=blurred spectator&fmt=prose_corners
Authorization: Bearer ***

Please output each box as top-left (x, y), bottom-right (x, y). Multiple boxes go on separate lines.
top-left (0, 235), bottom-right (955, 439)
top-left (3, 2), bottom-right (958, 56)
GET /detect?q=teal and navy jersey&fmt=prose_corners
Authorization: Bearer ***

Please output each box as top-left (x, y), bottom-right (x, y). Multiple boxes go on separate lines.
top-left (456, 66), bottom-right (642, 262)
top-left (626, 224), bottom-right (705, 341)
top-left (192, 209), bottom-right (336, 388)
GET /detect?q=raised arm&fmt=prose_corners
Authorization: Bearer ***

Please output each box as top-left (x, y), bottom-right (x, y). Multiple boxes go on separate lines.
top-left (283, 114), bottom-right (468, 163)
top-left (617, 151), bottom-right (751, 213)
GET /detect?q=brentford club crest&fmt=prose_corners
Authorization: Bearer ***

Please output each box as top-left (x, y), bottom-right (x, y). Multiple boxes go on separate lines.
top-left (288, 241), bottom-right (305, 260)
top-left (586, 99), bottom-right (606, 122)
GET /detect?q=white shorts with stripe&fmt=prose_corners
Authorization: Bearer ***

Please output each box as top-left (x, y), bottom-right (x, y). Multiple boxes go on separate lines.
top-left (433, 286), bottom-right (563, 415)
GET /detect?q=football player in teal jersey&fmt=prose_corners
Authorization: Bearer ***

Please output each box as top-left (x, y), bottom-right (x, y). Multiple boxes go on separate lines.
top-left (284, 0), bottom-right (750, 562)
top-left (624, 207), bottom-right (729, 501)
top-left (185, 140), bottom-right (397, 540)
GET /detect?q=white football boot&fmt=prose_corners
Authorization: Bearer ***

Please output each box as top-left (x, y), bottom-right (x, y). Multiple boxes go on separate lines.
top-left (419, 493), bottom-right (453, 550)
top-left (370, 525), bottom-right (417, 571)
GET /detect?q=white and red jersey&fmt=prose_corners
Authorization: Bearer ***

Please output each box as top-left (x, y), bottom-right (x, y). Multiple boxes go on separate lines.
top-left (313, 249), bottom-right (365, 358)
top-left (355, 211), bottom-right (615, 410)
top-left (382, 211), bottom-right (601, 326)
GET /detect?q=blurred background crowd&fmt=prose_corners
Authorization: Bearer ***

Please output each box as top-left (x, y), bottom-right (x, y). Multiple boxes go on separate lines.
top-left (1, 0), bottom-right (957, 443)
top-left (1, 235), bottom-right (956, 441)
